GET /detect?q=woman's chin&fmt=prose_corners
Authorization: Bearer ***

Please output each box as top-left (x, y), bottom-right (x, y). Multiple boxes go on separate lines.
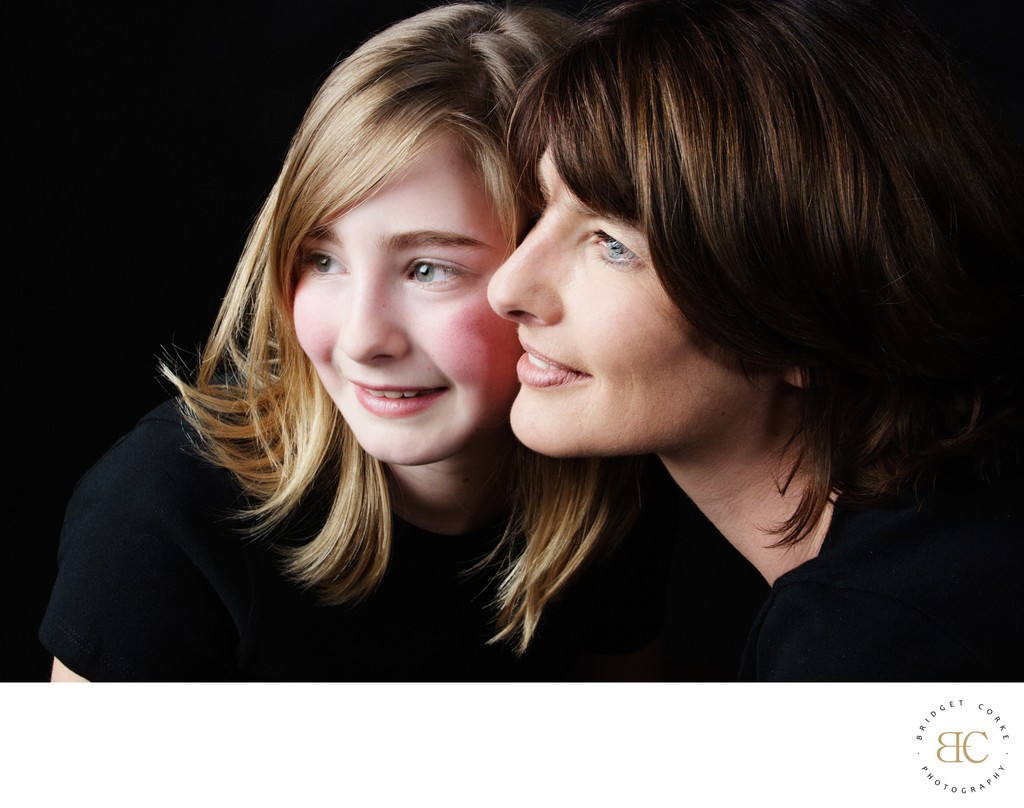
top-left (510, 404), bottom-right (596, 458)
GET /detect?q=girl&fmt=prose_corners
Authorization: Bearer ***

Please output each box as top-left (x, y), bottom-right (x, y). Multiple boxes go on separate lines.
top-left (40, 1), bottom-right (678, 681)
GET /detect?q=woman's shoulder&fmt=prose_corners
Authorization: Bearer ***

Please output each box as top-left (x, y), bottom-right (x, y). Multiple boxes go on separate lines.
top-left (754, 465), bottom-right (1024, 679)
top-left (819, 462), bottom-right (1024, 574)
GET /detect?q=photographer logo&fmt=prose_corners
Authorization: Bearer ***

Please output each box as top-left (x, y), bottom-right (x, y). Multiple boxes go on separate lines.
top-left (915, 699), bottom-right (1012, 796)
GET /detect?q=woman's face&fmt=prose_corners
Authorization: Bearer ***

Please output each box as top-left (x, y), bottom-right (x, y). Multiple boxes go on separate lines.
top-left (293, 137), bottom-right (522, 470)
top-left (487, 153), bottom-right (782, 467)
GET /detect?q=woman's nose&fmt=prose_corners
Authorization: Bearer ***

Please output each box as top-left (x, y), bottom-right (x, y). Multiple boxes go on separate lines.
top-left (337, 278), bottom-right (409, 364)
top-left (487, 223), bottom-right (563, 326)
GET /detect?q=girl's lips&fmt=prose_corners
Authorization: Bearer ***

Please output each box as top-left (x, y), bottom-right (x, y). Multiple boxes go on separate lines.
top-left (351, 384), bottom-right (446, 417)
top-left (365, 388), bottom-right (433, 399)
top-left (516, 349), bottom-right (589, 389)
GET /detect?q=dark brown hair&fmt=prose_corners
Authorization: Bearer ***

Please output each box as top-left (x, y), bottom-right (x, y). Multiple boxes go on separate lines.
top-left (509, 0), bottom-right (1024, 542)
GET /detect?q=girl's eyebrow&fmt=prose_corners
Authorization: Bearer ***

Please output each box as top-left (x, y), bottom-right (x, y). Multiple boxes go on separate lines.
top-left (381, 230), bottom-right (490, 251)
top-left (303, 229), bottom-right (492, 252)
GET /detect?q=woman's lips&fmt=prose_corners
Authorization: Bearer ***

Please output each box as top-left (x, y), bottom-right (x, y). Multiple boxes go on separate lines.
top-left (515, 348), bottom-right (589, 388)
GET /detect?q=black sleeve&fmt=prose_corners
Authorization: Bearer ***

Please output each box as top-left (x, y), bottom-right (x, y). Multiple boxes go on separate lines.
top-left (38, 401), bottom-right (250, 681)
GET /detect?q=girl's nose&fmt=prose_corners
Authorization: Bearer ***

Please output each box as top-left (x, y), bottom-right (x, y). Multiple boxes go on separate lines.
top-left (337, 277), bottom-right (409, 364)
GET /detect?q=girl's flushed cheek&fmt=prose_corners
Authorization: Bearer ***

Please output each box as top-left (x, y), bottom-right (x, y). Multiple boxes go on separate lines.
top-left (435, 302), bottom-right (522, 382)
top-left (292, 287), bottom-right (338, 363)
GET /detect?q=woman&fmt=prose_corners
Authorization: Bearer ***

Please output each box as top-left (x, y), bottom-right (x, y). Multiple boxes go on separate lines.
top-left (489, 0), bottom-right (1023, 679)
top-left (40, 1), bottom-right (679, 681)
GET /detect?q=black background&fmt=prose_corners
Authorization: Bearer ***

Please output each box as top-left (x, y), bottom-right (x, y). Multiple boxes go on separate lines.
top-left (6, 1), bottom-right (1020, 681)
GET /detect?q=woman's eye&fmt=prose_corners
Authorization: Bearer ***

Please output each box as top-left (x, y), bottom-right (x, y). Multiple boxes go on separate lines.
top-left (607, 239), bottom-right (632, 260)
top-left (409, 260), bottom-right (463, 286)
top-left (595, 231), bottom-right (641, 268)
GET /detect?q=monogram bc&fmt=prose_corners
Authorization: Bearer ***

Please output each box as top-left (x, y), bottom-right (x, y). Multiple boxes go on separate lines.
top-left (915, 700), bottom-right (1013, 796)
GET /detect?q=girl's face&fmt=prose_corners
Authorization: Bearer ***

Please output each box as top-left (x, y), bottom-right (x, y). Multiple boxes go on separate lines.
top-left (293, 137), bottom-right (522, 471)
top-left (487, 153), bottom-right (785, 469)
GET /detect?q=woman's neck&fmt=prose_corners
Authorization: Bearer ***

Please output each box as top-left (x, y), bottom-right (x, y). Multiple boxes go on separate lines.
top-left (667, 455), bottom-right (831, 585)
top-left (659, 390), bottom-right (831, 585)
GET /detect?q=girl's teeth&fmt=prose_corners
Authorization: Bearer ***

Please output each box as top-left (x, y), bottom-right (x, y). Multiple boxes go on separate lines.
top-left (369, 390), bottom-right (422, 398)
top-left (528, 353), bottom-right (555, 370)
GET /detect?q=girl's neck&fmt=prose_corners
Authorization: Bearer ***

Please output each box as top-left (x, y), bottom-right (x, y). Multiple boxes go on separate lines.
top-left (386, 433), bottom-right (516, 536)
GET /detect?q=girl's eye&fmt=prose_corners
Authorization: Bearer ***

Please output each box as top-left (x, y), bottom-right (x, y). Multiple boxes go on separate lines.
top-left (595, 231), bottom-right (643, 270)
top-left (302, 250), bottom-right (343, 275)
top-left (409, 260), bottom-right (464, 287)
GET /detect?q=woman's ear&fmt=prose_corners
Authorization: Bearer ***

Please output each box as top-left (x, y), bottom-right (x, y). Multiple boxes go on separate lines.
top-left (782, 366), bottom-right (810, 389)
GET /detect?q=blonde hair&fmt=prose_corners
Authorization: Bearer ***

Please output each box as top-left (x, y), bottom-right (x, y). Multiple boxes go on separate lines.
top-left (164, 1), bottom-right (645, 651)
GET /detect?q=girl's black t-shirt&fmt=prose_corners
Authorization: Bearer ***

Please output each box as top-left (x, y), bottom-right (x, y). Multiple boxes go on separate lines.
top-left (39, 398), bottom-right (679, 681)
